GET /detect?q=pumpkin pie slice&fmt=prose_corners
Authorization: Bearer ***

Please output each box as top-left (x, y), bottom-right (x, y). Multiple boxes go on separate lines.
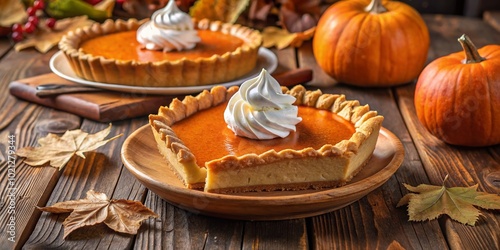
top-left (149, 85), bottom-right (383, 193)
top-left (58, 18), bottom-right (261, 87)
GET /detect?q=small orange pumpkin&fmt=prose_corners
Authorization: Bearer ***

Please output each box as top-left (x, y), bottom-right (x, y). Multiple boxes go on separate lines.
top-left (313, 0), bottom-right (429, 87)
top-left (414, 34), bottom-right (500, 147)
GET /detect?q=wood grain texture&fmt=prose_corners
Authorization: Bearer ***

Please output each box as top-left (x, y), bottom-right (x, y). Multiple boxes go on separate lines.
top-left (396, 15), bottom-right (500, 250)
top-left (23, 119), bottom-right (149, 249)
top-left (484, 11), bottom-right (500, 32)
top-left (273, 47), bottom-right (297, 73)
top-left (242, 220), bottom-right (308, 249)
top-left (297, 41), bottom-right (337, 88)
top-left (0, 40), bottom-right (12, 59)
top-left (0, 47), bottom-right (81, 250)
top-left (136, 192), bottom-right (246, 249)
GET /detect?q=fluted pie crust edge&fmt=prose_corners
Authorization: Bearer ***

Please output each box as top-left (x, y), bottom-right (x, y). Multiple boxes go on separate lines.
top-left (58, 18), bottom-right (262, 87)
top-left (149, 85), bottom-right (384, 193)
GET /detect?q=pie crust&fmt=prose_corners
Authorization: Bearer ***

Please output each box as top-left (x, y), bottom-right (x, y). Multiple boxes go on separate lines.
top-left (58, 18), bottom-right (262, 87)
top-left (149, 85), bottom-right (384, 193)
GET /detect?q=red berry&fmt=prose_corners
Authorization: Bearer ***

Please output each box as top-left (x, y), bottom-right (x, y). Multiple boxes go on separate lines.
top-left (28, 16), bottom-right (39, 26)
top-left (12, 31), bottom-right (24, 42)
top-left (33, 0), bottom-right (45, 10)
top-left (46, 18), bottom-right (56, 29)
top-left (24, 22), bottom-right (36, 33)
top-left (26, 7), bottom-right (37, 16)
top-left (11, 23), bottom-right (23, 33)
top-left (85, 0), bottom-right (102, 5)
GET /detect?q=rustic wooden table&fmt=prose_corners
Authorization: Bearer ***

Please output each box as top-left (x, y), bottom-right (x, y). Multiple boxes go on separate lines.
top-left (1, 14), bottom-right (499, 250)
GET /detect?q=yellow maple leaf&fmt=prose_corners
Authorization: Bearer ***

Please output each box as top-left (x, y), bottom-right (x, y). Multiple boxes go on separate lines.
top-left (262, 26), bottom-right (315, 50)
top-left (38, 190), bottom-right (158, 238)
top-left (16, 124), bottom-right (123, 170)
top-left (14, 15), bottom-right (94, 53)
top-left (189, 0), bottom-right (250, 23)
top-left (94, 0), bottom-right (116, 16)
top-left (397, 176), bottom-right (500, 226)
top-left (0, 0), bottom-right (27, 27)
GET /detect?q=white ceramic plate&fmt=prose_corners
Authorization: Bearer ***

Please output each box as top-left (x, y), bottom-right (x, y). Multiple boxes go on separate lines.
top-left (49, 48), bottom-right (278, 95)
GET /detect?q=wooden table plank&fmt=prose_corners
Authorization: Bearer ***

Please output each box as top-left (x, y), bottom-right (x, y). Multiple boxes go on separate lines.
top-left (396, 15), bottom-right (500, 249)
top-left (484, 11), bottom-right (500, 32)
top-left (0, 39), bottom-right (12, 59)
top-left (136, 193), bottom-right (246, 249)
top-left (242, 220), bottom-right (308, 249)
top-left (23, 119), bottom-right (150, 249)
top-left (0, 47), bottom-right (82, 250)
top-left (0, 48), bottom-right (55, 131)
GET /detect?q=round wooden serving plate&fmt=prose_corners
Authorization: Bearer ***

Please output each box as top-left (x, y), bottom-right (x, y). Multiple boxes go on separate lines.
top-left (121, 125), bottom-right (404, 220)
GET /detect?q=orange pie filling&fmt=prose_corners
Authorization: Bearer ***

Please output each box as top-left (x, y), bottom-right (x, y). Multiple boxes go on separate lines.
top-left (149, 85), bottom-right (384, 193)
top-left (80, 30), bottom-right (244, 62)
top-left (171, 104), bottom-right (355, 167)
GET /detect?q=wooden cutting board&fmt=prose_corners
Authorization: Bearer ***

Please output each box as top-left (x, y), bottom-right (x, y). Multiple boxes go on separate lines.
top-left (8, 73), bottom-right (173, 122)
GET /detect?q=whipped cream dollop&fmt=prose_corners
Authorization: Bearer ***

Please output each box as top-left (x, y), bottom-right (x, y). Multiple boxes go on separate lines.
top-left (224, 69), bottom-right (302, 140)
top-left (136, 0), bottom-right (200, 52)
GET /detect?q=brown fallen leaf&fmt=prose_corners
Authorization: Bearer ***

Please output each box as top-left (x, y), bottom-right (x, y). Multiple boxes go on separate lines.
top-left (16, 124), bottom-right (122, 170)
top-left (38, 190), bottom-right (158, 238)
top-left (248, 0), bottom-right (275, 21)
top-left (397, 176), bottom-right (500, 226)
top-left (0, 0), bottom-right (27, 27)
top-left (189, 0), bottom-right (250, 23)
top-left (279, 0), bottom-right (320, 33)
top-left (262, 25), bottom-right (315, 50)
top-left (121, 0), bottom-right (197, 19)
top-left (14, 15), bottom-right (94, 53)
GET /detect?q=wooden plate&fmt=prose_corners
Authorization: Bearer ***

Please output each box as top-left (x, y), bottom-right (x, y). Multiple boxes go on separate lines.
top-left (121, 125), bottom-right (404, 220)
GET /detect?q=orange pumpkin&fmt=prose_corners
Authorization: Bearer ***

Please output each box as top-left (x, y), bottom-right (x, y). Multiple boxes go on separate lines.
top-left (414, 35), bottom-right (500, 147)
top-left (312, 0), bottom-right (429, 87)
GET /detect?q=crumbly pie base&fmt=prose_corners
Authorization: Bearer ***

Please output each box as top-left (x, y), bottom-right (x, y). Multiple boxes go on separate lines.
top-left (58, 18), bottom-right (261, 87)
top-left (149, 85), bottom-right (384, 193)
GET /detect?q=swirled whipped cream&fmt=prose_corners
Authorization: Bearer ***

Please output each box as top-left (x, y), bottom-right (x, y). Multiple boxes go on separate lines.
top-left (136, 0), bottom-right (200, 52)
top-left (224, 69), bottom-right (302, 140)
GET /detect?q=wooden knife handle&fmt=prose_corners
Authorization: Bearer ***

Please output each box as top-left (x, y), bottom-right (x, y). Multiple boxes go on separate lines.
top-left (35, 86), bottom-right (101, 97)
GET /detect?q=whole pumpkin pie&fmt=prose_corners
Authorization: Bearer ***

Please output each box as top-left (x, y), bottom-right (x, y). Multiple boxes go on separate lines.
top-left (58, 1), bottom-right (261, 87)
top-left (149, 69), bottom-right (384, 193)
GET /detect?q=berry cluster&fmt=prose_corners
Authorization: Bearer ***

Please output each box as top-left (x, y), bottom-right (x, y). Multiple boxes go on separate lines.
top-left (11, 0), bottom-right (57, 42)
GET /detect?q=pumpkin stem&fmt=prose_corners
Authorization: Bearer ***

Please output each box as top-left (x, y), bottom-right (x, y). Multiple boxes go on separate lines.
top-left (365, 0), bottom-right (387, 13)
top-left (458, 34), bottom-right (485, 64)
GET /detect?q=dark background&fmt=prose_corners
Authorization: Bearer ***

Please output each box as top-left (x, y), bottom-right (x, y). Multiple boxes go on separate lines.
top-left (398, 0), bottom-right (500, 17)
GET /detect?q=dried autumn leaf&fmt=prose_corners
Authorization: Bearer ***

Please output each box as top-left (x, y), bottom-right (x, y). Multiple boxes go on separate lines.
top-left (397, 177), bottom-right (500, 226)
top-left (0, 0), bottom-right (27, 27)
top-left (248, 0), bottom-right (274, 21)
top-left (16, 124), bottom-right (122, 170)
top-left (38, 190), bottom-right (158, 238)
top-left (189, 0), bottom-right (250, 23)
top-left (280, 0), bottom-right (320, 33)
top-left (94, 0), bottom-right (116, 16)
top-left (262, 26), bottom-right (315, 50)
top-left (121, 0), bottom-right (196, 19)
top-left (14, 15), bottom-right (94, 53)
